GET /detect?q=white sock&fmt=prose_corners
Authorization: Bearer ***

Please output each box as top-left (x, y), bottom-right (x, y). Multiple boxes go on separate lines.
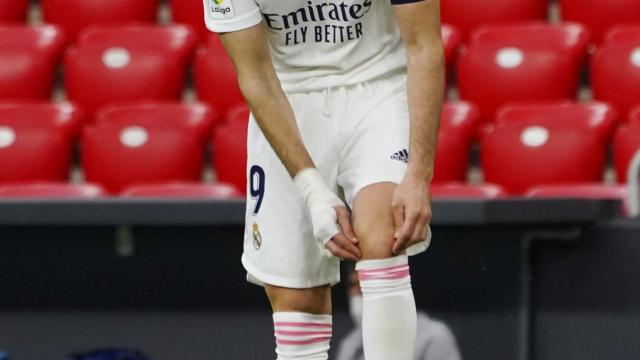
top-left (357, 255), bottom-right (417, 360)
top-left (272, 312), bottom-right (332, 360)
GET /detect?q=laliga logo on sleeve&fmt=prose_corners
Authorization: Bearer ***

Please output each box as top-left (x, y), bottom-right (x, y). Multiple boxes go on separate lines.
top-left (208, 0), bottom-right (236, 19)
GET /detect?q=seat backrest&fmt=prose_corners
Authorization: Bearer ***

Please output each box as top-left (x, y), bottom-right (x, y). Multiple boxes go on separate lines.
top-left (95, 101), bottom-right (217, 144)
top-left (614, 124), bottom-right (640, 183)
top-left (81, 123), bottom-right (203, 193)
top-left (560, 0), bottom-right (640, 44)
top-left (442, 24), bottom-right (463, 75)
top-left (441, 0), bottom-right (548, 41)
top-left (42, 0), bottom-right (159, 40)
top-left (213, 122), bottom-right (248, 194)
top-left (0, 25), bottom-right (67, 100)
top-left (495, 101), bottom-right (618, 143)
top-left (629, 105), bottom-right (640, 126)
top-left (0, 0), bottom-right (29, 22)
top-left (0, 101), bottom-right (83, 140)
top-left (195, 34), bottom-right (244, 119)
top-left (64, 26), bottom-right (194, 115)
top-left (439, 101), bottom-right (482, 142)
top-left (0, 125), bottom-right (72, 183)
top-left (458, 23), bottom-right (585, 120)
top-left (470, 22), bottom-right (591, 64)
top-left (433, 128), bottom-right (472, 184)
top-left (591, 27), bottom-right (640, 118)
top-left (482, 124), bottom-right (606, 194)
top-left (225, 103), bottom-right (250, 125)
top-left (78, 24), bottom-right (197, 65)
top-left (169, 0), bottom-right (208, 40)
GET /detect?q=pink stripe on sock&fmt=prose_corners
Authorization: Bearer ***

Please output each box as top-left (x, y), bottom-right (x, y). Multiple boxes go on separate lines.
top-left (357, 263), bottom-right (409, 275)
top-left (275, 330), bottom-right (333, 336)
top-left (276, 337), bottom-right (332, 346)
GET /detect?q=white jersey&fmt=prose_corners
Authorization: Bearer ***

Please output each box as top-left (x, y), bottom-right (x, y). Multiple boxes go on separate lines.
top-left (203, 0), bottom-right (409, 93)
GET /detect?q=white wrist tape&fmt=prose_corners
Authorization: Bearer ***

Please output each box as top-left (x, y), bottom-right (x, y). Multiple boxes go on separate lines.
top-left (294, 168), bottom-right (344, 246)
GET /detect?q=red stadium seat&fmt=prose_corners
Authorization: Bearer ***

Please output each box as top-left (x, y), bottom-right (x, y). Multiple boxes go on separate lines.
top-left (121, 182), bottom-right (240, 198)
top-left (431, 183), bottom-right (507, 199)
top-left (195, 34), bottom-right (244, 119)
top-left (591, 28), bottom-right (640, 118)
top-left (482, 124), bottom-right (606, 194)
top-left (442, 24), bottom-right (463, 76)
top-left (82, 123), bottom-right (204, 194)
top-left (459, 22), bottom-right (590, 120)
top-left (526, 184), bottom-right (629, 215)
top-left (0, 101), bottom-right (84, 140)
top-left (225, 103), bottom-right (250, 125)
top-left (0, 183), bottom-right (105, 198)
top-left (560, 0), bottom-right (640, 44)
top-left (213, 122), bottom-right (248, 194)
top-left (495, 102), bottom-right (619, 143)
top-left (613, 124), bottom-right (640, 183)
top-left (95, 102), bottom-right (217, 144)
top-left (0, 24), bottom-right (66, 100)
top-left (441, 0), bottom-right (548, 41)
top-left (433, 129), bottom-right (471, 184)
top-left (42, 0), bottom-right (159, 41)
top-left (65, 25), bottom-right (197, 116)
top-left (440, 101), bottom-right (482, 142)
top-left (0, 0), bottom-right (29, 22)
top-left (629, 105), bottom-right (640, 126)
top-left (0, 125), bottom-right (72, 183)
top-left (170, 0), bottom-right (208, 40)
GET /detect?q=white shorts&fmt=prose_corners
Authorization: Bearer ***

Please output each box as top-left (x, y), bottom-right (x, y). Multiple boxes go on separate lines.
top-left (241, 71), bottom-right (430, 289)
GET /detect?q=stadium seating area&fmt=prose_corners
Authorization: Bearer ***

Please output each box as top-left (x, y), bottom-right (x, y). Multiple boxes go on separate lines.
top-left (0, 0), bottom-right (639, 207)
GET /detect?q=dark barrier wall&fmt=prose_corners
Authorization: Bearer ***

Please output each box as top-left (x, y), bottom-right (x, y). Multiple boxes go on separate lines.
top-left (0, 200), bottom-right (637, 360)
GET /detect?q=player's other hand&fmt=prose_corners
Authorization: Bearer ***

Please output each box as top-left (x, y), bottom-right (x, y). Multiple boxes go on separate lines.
top-left (325, 206), bottom-right (361, 262)
top-left (391, 173), bottom-right (432, 255)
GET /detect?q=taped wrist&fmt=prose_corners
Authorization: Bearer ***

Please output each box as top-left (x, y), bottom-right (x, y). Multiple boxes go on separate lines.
top-left (294, 168), bottom-right (343, 245)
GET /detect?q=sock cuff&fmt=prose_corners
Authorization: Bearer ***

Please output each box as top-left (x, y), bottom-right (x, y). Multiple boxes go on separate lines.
top-left (273, 312), bottom-right (332, 348)
top-left (356, 255), bottom-right (410, 282)
top-left (356, 255), bottom-right (408, 271)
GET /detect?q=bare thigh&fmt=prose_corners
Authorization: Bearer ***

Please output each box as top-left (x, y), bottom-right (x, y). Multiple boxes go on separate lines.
top-left (264, 284), bottom-right (332, 315)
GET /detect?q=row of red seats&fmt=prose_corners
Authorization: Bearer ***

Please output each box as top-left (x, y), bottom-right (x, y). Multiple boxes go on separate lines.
top-left (2, 0), bottom-right (639, 45)
top-left (4, 22), bottom-right (640, 124)
top-left (0, 182), bottom-right (630, 217)
top-left (1, 100), bottom-right (639, 195)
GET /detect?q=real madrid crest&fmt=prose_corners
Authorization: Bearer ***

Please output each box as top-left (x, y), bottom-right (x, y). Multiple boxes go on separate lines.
top-left (252, 223), bottom-right (263, 250)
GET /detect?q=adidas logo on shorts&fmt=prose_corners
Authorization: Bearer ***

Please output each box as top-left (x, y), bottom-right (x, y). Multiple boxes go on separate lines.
top-left (391, 149), bottom-right (409, 163)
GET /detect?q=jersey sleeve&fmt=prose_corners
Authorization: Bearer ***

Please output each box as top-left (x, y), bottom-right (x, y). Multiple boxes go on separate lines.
top-left (203, 0), bottom-right (263, 33)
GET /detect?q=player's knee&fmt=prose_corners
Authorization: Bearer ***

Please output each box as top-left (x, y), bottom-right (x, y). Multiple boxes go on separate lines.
top-left (354, 216), bottom-right (395, 260)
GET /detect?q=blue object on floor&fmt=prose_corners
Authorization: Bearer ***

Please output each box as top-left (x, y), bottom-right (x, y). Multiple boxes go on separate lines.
top-left (65, 349), bottom-right (149, 360)
top-left (0, 352), bottom-right (8, 360)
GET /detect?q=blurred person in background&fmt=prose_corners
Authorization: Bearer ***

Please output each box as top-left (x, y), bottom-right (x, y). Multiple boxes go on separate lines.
top-left (337, 268), bottom-right (462, 360)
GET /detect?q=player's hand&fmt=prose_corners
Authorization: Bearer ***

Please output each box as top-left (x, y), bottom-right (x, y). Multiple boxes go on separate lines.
top-left (391, 173), bottom-right (432, 255)
top-left (325, 206), bottom-right (361, 262)
top-left (294, 168), bottom-right (361, 261)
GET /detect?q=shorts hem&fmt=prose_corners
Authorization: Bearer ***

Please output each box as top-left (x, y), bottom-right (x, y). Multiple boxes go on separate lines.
top-left (241, 253), bottom-right (341, 289)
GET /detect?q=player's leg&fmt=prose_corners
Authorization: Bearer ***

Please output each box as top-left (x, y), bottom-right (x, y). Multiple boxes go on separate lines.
top-left (337, 73), bottom-right (429, 360)
top-left (242, 91), bottom-right (342, 360)
top-left (265, 284), bottom-right (333, 360)
top-left (351, 182), bottom-right (418, 360)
